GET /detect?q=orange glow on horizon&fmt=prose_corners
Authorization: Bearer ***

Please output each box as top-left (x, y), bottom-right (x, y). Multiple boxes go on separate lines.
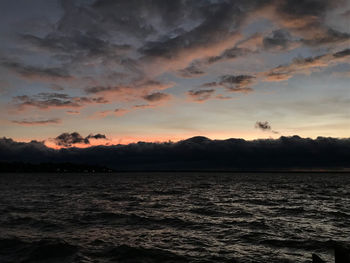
top-left (9, 130), bottom-right (280, 149)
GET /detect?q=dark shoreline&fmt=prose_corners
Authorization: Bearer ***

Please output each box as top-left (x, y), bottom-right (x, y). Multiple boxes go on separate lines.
top-left (2, 170), bottom-right (350, 174)
top-left (1, 161), bottom-right (349, 174)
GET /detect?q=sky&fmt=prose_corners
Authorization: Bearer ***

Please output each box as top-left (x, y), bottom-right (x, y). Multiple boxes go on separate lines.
top-left (0, 0), bottom-right (349, 147)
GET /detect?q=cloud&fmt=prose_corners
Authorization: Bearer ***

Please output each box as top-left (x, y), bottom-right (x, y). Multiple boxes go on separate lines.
top-left (13, 93), bottom-right (108, 111)
top-left (53, 132), bottom-right (108, 147)
top-left (86, 133), bottom-right (107, 140)
top-left (300, 28), bottom-right (350, 46)
top-left (2, 135), bottom-right (350, 170)
top-left (215, 94), bottom-right (232, 100)
top-left (11, 118), bottom-right (62, 126)
top-left (89, 108), bottom-right (129, 119)
top-left (1, 0), bottom-right (349, 116)
top-left (20, 0), bottom-right (254, 84)
top-left (187, 89), bottom-right (215, 102)
top-left (84, 86), bottom-right (118, 94)
top-left (200, 75), bottom-right (255, 94)
top-left (255, 121), bottom-right (279, 134)
top-left (66, 110), bottom-right (80, 114)
top-left (54, 132), bottom-right (89, 147)
top-left (21, 31), bottom-right (131, 58)
top-left (272, 0), bottom-right (350, 47)
top-left (132, 104), bottom-right (156, 109)
top-left (255, 121), bottom-right (272, 131)
top-left (219, 75), bottom-right (255, 92)
top-left (138, 1), bottom-right (249, 59)
top-left (341, 9), bottom-right (350, 18)
top-left (263, 29), bottom-right (296, 51)
top-left (177, 47), bottom-right (254, 78)
top-left (333, 48), bottom-right (350, 58)
top-left (84, 80), bottom-right (174, 103)
top-left (114, 108), bottom-right (128, 116)
top-left (263, 48), bottom-right (350, 82)
top-left (206, 47), bottom-right (254, 65)
top-left (1, 60), bottom-right (72, 81)
top-left (177, 64), bottom-right (205, 78)
top-left (142, 92), bottom-right (171, 102)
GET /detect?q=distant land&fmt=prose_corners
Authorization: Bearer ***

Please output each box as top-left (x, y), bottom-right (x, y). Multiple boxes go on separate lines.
top-left (1, 136), bottom-right (350, 172)
top-left (0, 162), bottom-right (113, 173)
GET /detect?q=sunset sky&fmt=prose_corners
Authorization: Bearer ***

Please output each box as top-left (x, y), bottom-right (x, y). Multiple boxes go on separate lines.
top-left (1, 0), bottom-right (349, 147)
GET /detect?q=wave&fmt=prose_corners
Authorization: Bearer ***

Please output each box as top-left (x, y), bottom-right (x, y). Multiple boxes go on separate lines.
top-left (2, 215), bottom-right (62, 231)
top-left (88, 244), bottom-right (189, 263)
top-left (71, 211), bottom-right (196, 230)
top-left (259, 238), bottom-right (343, 250)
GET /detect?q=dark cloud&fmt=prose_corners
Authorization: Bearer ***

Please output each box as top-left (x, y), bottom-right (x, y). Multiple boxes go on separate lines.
top-left (54, 132), bottom-right (89, 147)
top-left (11, 118), bottom-right (62, 126)
top-left (21, 32), bottom-right (131, 58)
top-left (177, 47), bottom-right (253, 78)
top-left (219, 75), bottom-right (255, 92)
top-left (264, 55), bottom-right (326, 81)
top-left (14, 0), bottom-right (350, 67)
top-left (89, 0), bottom-right (202, 39)
top-left (1, 0), bottom-right (348, 115)
top-left (23, 0), bottom-right (254, 65)
top-left (1, 60), bottom-right (71, 80)
top-left (142, 92), bottom-right (170, 102)
top-left (263, 29), bottom-right (294, 50)
top-left (138, 1), bottom-right (246, 58)
top-left (10, 0), bottom-right (347, 95)
top-left (18, 0), bottom-right (148, 86)
top-left (278, 0), bottom-right (330, 17)
top-left (198, 75), bottom-right (255, 94)
top-left (341, 10), bottom-right (350, 18)
top-left (206, 47), bottom-right (253, 64)
top-left (86, 134), bottom-right (107, 140)
top-left (84, 80), bottom-right (171, 96)
top-left (1, 136), bottom-right (350, 170)
top-left (13, 93), bottom-right (107, 110)
top-left (66, 110), bottom-right (79, 114)
top-left (264, 48), bottom-right (350, 82)
top-left (255, 121), bottom-right (279, 134)
top-left (177, 64), bottom-right (205, 78)
top-left (54, 132), bottom-right (108, 147)
top-left (132, 104), bottom-right (155, 109)
top-left (200, 82), bottom-right (218, 88)
top-left (275, 0), bottom-right (349, 46)
top-left (85, 86), bottom-right (119, 94)
top-left (187, 89), bottom-right (215, 102)
top-left (255, 121), bottom-right (272, 131)
top-left (301, 28), bottom-right (350, 46)
top-left (333, 48), bottom-right (350, 58)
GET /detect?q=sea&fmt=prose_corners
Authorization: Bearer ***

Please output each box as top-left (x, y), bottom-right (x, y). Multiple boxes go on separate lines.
top-left (0, 172), bottom-right (349, 263)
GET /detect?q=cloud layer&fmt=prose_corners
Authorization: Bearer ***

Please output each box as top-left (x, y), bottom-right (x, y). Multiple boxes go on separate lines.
top-left (53, 132), bottom-right (108, 147)
top-left (0, 0), bottom-right (349, 139)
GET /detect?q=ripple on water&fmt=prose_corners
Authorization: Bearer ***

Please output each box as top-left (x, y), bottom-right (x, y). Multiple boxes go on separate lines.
top-left (0, 172), bottom-right (349, 263)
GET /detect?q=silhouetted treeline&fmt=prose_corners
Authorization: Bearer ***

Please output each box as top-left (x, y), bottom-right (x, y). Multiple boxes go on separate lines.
top-left (1, 136), bottom-right (350, 171)
top-left (0, 162), bottom-right (113, 173)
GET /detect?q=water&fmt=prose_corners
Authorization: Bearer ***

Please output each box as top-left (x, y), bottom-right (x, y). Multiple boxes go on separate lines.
top-left (0, 172), bottom-right (349, 263)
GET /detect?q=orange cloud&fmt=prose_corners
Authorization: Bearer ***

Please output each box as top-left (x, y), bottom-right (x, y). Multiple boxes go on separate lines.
top-left (89, 108), bottom-right (129, 119)
top-left (263, 48), bottom-right (350, 82)
top-left (66, 110), bottom-right (80, 114)
top-left (84, 79), bottom-right (175, 104)
top-left (12, 93), bottom-right (108, 112)
top-left (11, 118), bottom-right (62, 126)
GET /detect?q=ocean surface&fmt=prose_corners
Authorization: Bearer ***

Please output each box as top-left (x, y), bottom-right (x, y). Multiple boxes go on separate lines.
top-left (0, 172), bottom-right (349, 263)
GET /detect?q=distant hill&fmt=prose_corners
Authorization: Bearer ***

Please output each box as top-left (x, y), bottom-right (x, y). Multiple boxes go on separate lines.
top-left (1, 136), bottom-right (350, 172)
